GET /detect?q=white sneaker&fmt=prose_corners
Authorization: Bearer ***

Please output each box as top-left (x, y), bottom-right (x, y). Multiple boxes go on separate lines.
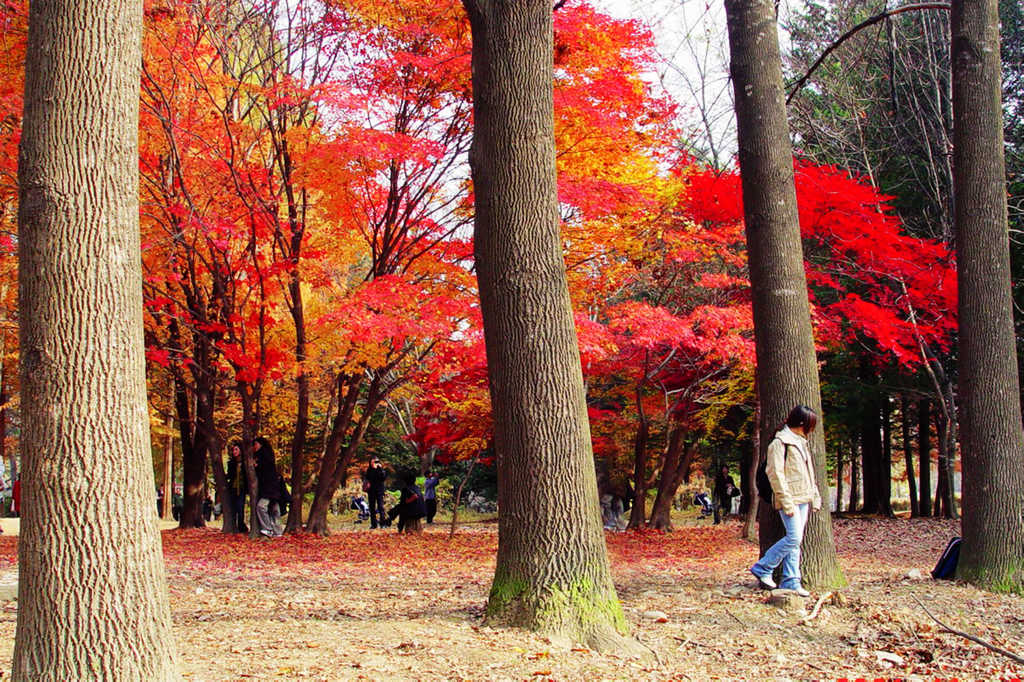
top-left (751, 569), bottom-right (776, 590)
top-left (794, 586), bottom-right (811, 597)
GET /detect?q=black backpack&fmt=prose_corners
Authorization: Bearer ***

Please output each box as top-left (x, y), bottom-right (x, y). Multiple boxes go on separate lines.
top-left (931, 537), bottom-right (962, 579)
top-left (755, 439), bottom-right (791, 503)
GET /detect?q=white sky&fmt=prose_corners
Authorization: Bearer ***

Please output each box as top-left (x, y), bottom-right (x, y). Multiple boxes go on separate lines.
top-left (594, 0), bottom-right (804, 168)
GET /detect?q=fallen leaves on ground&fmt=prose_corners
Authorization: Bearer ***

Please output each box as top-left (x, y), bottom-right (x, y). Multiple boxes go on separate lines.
top-left (0, 517), bottom-right (1021, 680)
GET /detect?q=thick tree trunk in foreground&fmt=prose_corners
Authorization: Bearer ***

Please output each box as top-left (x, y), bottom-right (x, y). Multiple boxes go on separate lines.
top-left (14, 0), bottom-right (177, 676)
top-left (463, 0), bottom-right (633, 650)
top-left (951, 0), bottom-right (1024, 592)
top-left (725, 0), bottom-right (844, 589)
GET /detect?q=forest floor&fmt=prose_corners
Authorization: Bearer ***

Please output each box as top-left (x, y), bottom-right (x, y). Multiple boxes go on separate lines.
top-left (0, 514), bottom-right (1020, 680)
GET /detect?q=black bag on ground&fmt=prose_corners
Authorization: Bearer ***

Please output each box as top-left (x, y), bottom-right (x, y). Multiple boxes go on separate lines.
top-left (931, 536), bottom-right (962, 579)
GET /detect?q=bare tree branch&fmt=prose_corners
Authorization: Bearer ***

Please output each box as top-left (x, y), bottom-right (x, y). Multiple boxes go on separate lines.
top-left (786, 3), bottom-right (951, 104)
top-left (912, 594), bottom-right (1024, 665)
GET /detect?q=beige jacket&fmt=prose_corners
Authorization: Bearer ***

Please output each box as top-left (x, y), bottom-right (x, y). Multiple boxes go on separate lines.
top-left (766, 426), bottom-right (821, 515)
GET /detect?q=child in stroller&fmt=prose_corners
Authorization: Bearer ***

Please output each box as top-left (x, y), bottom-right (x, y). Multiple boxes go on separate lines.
top-left (350, 495), bottom-right (370, 522)
top-left (693, 491), bottom-right (714, 519)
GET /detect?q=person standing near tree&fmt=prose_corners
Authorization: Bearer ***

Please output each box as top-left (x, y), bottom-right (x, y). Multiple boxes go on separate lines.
top-left (225, 441), bottom-right (249, 533)
top-left (387, 471), bottom-right (427, 533)
top-left (364, 457), bottom-right (388, 529)
top-left (713, 464), bottom-right (739, 524)
top-left (750, 405), bottom-right (822, 597)
top-left (254, 437), bottom-right (283, 537)
top-left (423, 470), bottom-right (439, 524)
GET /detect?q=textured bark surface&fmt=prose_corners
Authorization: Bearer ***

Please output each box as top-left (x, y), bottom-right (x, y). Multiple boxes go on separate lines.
top-left (725, 0), bottom-right (845, 589)
top-left (950, 0), bottom-right (1024, 592)
top-left (462, 0), bottom-right (632, 649)
top-left (14, 0), bottom-right (178, 677)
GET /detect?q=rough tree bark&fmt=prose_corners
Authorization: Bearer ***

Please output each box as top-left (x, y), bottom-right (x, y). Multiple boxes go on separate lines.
top-left (14, 0), bottom-right (178, 676)
top-left (725, 0), bottom-right (845, 589)
top-left (462, 0), bottom-right (637, 650)
top-left (951, 0), bottom-right (1024, 592)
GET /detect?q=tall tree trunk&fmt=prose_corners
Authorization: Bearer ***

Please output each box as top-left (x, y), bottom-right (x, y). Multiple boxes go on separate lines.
top-left (858, 363), bottom-right (883, 515)
top-left (738, 447), bottom-right (753, 516)
top-left (902, 395), bottom-right (919, 517)
top-left (463, 0), bottom-right (634, 650)
top-left (161, 415), bottom-right (174, 521)
top-left (848, 437), bottom-right (860, 512)
top-left (935, 458), bottom-right (949, 517)
top-left (305, 373), bottom-right (381, 536)
top-left (918, 398), bottom-right (932, 516)
top-left (835, 441), bottom-right (844, 514)
top-left (935, 393), bottom-right (957, 518)
top-left (742, 401), bottom-right (761, 542)
top-left (861, 401), bottom-right (890, 515)
top-left (648, 429), bottom-right (687, 531)
top-left (951, 0), bottom-right (1024, 591)
top-left (880, 395), bottom-right (894, 517)
top-left (725, 0), bottom-right (844, 589)
top-left (178, 379), bottom-right (209, 528)
top-left (285, 241), bottom-right (309, 534)
top-left (0, 355), bottom-right (8, 496)
top-left (14, 0), bottom-right (177, 675)
top-left (626, 386), bottom-right (649, 529)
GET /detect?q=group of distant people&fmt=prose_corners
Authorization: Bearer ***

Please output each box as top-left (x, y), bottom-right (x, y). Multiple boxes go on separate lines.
top-left (226, 437), bottom-right (290, 537)
top-left (354, 458), bottom-right (438, 532)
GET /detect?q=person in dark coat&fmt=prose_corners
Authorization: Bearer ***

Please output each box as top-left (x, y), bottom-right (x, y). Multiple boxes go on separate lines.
top-left (225, 441), bottom-right (249, 533)
top-left (387, 471), bottom-right (427, 533)
top-left (713, 464), bottom-right (739, 524)
top-left (363, 457), bottom-right (388, 529)
top-left (254, 437), bottom-right (283, 537)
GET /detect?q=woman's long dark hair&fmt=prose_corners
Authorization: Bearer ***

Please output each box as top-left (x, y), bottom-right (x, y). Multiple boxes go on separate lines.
top-left (782, 405), bottom-right (818, 433)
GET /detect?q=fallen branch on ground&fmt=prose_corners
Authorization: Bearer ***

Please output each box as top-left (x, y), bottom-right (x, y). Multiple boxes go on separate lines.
top-left (801, 591), bottom-right (834, 624)
top-left (912, 594), bottom-right (1024, 665)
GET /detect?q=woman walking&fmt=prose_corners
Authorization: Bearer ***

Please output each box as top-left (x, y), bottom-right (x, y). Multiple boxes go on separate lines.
top-left (750, 405), bottom-right (822, 597)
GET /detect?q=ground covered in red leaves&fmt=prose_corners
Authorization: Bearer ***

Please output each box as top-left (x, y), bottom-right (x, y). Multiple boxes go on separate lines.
top-left (0, 516), bottom-right (1021, 680)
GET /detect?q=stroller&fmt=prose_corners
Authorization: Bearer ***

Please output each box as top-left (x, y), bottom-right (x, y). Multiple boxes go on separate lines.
top-left (693, 492), bottom-right (714, 519)
top-left (350, 495), bottom-right (370, 522)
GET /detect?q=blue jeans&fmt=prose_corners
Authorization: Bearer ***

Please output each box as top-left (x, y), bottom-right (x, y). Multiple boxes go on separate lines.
top-left (751, 503), bottom-right (809, 590)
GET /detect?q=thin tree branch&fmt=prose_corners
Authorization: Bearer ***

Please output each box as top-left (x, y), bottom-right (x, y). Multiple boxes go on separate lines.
top-left (786, 3), bottom-right (951, 104)
top-left (912, 594), bottom-right (1024, 665)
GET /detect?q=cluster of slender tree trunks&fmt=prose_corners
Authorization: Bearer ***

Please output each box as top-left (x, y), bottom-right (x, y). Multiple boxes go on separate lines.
top-left (833, 396), bottom-right (957, 519)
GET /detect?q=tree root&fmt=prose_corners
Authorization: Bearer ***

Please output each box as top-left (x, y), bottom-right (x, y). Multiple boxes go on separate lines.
top-left (584, 623), bottom-right (656, 662)
top-left (912, 594), bottom-right (1024, 665)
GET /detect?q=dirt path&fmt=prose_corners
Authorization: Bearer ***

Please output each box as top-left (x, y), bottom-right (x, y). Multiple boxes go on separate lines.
top-left (0, 517), bottom-right (1021, 680)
